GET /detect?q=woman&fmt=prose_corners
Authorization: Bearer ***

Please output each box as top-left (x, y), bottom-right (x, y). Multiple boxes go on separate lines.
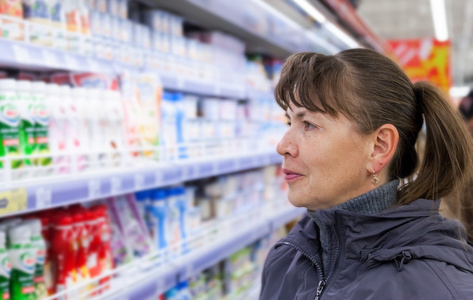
top-left (260, 49), bottom-right (473, 299)
top-left (441, 92), bottom-right (473, 243)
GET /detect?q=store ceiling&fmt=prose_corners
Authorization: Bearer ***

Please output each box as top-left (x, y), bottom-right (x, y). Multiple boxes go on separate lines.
top-left (357, 0), bottom-right (472, 86)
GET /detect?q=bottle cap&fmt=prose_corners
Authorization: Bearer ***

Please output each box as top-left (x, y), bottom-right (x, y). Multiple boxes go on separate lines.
top-left (46, 83), bottom-right (61, 95)
top-left (31, 81), bottom-right (46, 92)
top-left (150, 189), bottom-right (167, 201)
top-left (22, 219), bottom-right (42, 237)
top-left (16, 80), bottom-right (32, 91)
top-left (135, 190), bottom-right (150, 202)
top-left (8, 224), bottom-right (31, 244)
top-left (55, 216), bottom-right (73, 227)
top-left (0, 79), bottom-right (16, 90)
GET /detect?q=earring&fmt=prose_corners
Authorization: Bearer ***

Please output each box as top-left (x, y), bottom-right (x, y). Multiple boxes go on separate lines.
top-left (371, 172), bottom-right (380, 186)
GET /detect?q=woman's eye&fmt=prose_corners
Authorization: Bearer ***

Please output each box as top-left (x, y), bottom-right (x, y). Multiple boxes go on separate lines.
top-left (303, 121), bottom-right (316, 130)
top-left (286, 122), bottom-right (291, 127)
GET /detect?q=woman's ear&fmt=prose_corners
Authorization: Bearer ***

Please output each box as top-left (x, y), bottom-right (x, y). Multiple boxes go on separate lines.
top-left (366, 124), bottom-right (399, 173)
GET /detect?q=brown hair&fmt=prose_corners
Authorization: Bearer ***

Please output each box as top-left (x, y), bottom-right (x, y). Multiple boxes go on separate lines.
top-left (275, 48), bottom-right (473, 204)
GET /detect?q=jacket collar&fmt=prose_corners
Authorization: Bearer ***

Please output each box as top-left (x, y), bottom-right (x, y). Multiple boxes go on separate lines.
top-left (280, 199), bottom-right (473, 271)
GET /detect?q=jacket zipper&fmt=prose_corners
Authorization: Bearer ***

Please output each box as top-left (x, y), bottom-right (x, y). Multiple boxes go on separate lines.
top-left (278, 242), bottom-right (327, 300)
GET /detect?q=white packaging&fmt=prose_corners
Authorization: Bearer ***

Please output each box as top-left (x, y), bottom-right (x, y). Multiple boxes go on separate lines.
top-left (71, 87), bottom-right (90, 171)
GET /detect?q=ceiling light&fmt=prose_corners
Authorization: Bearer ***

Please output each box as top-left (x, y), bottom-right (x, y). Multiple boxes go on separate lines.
top-left (293, 0), bottom-right (327, 23)
top-left (325, 23), bottom-right (360, 48)
top-left (292, 0), bottom-right (359, 49)
top-left (449, 86), bottom-right (470, 98)
top-left (430, 0), bottom-right (448, 41)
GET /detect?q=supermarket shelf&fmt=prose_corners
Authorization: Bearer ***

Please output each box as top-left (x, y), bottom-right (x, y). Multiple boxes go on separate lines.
top-left (160, 73), bottom-right (247, 99)
top-left (0, 38), bottom-right (113, 73)
top-left (104, 205), bottom-right (305, 300)
top-left (141, 0), bottom-right (332, 58)
top-left (0, 151), bottom-right (282, 217)
top-left (176, 218), bottom-right (271, 281)
top-left (0, 37), bottom-right (255, 99)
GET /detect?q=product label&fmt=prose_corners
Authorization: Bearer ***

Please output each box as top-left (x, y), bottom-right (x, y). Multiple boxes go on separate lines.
top-left (0, 253), bottom-right (11, 279)
top-left (33, 100), bottom-right (51, 166)
top-left (0, 93), bottom-right (21, 168)
top-left (18, 92), bottom-right (35, 165)
top-left (9, 245), bottom-right (35, 300)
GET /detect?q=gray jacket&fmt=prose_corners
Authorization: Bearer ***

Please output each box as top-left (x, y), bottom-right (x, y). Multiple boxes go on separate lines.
top-left (260, 199), bottom-right (473, 299)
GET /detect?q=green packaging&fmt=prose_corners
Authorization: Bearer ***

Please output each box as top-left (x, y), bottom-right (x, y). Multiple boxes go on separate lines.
top-left (0, 79), bottom-right (21, 169)
top-left (0, 231), bottom-right (11, 300)
top-left (31, 82), bottom-right (50, 167)
top-left (16, 81), bottom-right (36, 167)
top-left (22, 220), bottom-right (46, 300)
top-left (8, 225), bottom-right (36, 300)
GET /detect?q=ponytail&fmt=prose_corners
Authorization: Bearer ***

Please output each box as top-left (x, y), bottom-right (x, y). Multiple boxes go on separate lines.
top-left (398, 81), bottom-right (473, 204)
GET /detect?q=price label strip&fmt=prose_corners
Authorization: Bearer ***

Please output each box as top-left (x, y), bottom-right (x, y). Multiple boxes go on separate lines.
top-left (65, 54), bottom-right (80, 70)
top-left (12, 45), bottom-right (32, 65)
top-left (35, 187), bottom-right (52, 209)
top-left (88, 179), bottom-right (101, 199)
top-left (0, 188), bottom-right (28, 216)
top-left (110, 177), bottom-right (122, 195)
top-left (42, 50), bottom-right (58, 67)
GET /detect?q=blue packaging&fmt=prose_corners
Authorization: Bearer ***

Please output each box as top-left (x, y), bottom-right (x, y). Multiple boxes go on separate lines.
top-left (148, 189), bottom-right (169, 249)
top-left (176, 186), bottom-right (188, 240)
top-left (166, 187), bottom-right (182, 249)
top-left (22, 0), bottom-right (50, 20)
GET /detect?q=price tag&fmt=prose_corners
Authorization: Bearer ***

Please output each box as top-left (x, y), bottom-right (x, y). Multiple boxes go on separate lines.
top-left (155, 172), bottom-right (163, 186)
top-left (110, 177), bottom-right (122, 194)
top-left (88, 179), bottom-right (101, 199)
top-left (183, 263), bottom-right (194, 279)
top-left (87, 59), bottom-right (101, 72)
top-left (0, 188), bottom-right (27, 216)
top-left (239, 157), bottom-right (253, 170)
top-left (13, 45), bottom-right (31, 64)
top-left (177, 78), bottom-right (184, 90)
top-left (214, 84), bottom-right (221, 96)
top-left (65, 54), bottom-right (79, 69)
top-left (198, 163), bottom-right (214, 177)
top-left (35, 187), bottom-right (52, 209)
top-left (42, 50), bottom-right (58, 67)
top-left (218, 160), bottom-right (235, 174)
top-left (134, 174), bottom-right (145, 190)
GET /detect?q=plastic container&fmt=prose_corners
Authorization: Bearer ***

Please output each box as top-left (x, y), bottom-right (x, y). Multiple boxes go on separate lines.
top-left (16, 80), bottom-right (35, 167)
top-left (31, 81), bottom-right (51, 167)
top-left (148, 189), bottom-right (168, 249)
top-left (0, 231), bottom-right (11, 300)
top-left (135, 190), bottom-right (150, 227)
top-left (72, 212), bottom-right (90, 294)
top-left (52, 216), bottom-right (75, 296)
top-left (0, 79), bottom-right (21, 169)
top-left (8, 224), bottom-right (36, 300)
top-left (22, 219), bottom-right (47, 299)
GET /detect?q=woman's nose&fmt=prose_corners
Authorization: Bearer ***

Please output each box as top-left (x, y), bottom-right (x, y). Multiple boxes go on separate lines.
top-left (277, 130), bottom-right (298, 157)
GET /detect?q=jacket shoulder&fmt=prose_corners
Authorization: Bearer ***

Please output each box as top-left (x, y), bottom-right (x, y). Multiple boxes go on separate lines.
top-left (344, 259), bottom-right (473, 300)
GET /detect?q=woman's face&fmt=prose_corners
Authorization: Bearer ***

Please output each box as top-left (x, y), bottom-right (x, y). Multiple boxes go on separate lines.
top-left (277, 103), bottom-right (374, 211)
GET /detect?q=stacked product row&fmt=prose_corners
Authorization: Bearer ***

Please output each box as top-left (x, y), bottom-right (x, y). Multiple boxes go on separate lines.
top-left (0, 71), bottom-right (283, 180)
top-left (0, 205), bottom-right (113, 300)
top-left (160, 226), bottom-right (289, 300)
top-left (0, 0), bottom-right (281, 93)
top-left (0, 166), bottom-right (286, 299)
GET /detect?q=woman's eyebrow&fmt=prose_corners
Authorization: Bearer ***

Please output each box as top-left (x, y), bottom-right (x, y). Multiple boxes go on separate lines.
top-left (286, 111), bottom-right (306, 120)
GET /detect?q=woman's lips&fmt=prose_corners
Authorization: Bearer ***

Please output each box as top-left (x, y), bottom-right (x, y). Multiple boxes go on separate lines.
top-left (282, 169), bottom-right (303, 181)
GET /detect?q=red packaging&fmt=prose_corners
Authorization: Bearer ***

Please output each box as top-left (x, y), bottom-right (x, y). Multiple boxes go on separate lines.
top-left (52, 216), bottom-right (76, 294)
top-left (92, 207), bottom-right (113, 293)
top-left (73, 212), bottom-right (90, 285)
